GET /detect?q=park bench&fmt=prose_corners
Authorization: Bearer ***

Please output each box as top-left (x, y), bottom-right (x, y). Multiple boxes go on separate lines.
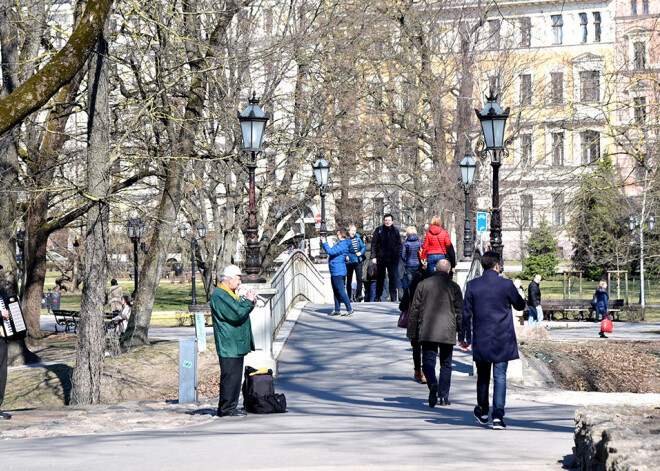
top-left (52, 309), bottom-right (79, 333)
top-left (189, 304), bottom-right (212, 328)
top-left (541, 299), bottom-right (625, 321)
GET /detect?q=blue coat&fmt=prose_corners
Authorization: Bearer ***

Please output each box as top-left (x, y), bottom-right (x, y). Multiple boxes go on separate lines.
top-left (401, 234), bottom-right (421, 267)
top-left (323, 239), bottom-right (353, 276)
top-left (461, 270), bottom-right (526, 363)
top-left (595, 288), bottom-right (609, 310)
top-left (346, 234), bottom-right (366, 264)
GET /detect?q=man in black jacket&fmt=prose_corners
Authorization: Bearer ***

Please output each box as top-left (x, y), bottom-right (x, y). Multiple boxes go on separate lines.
top-left (407, 259), bottom-right (463, 408)
top-left (527, 274), bottom-right (543, 326)
top-left (371, 214), bottom-right (402, 302)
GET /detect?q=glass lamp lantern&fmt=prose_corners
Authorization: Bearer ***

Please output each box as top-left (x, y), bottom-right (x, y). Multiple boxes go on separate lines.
top-left (475, 93), bottom-right (510, 152)
top-left (237, 92), bottom-right (271, 152)
top-left (312, 157), bottom-right (331, 187)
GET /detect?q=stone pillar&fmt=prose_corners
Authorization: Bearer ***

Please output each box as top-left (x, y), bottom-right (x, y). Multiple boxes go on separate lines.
top-left (455, 259), bottom-right (473, 294)
top-left (242, 284), bottom-right (279, 375)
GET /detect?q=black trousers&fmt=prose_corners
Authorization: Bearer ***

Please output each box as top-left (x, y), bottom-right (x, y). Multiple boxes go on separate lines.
top-left (0, 340), bottom-right (7, 410)
top-left (218, 356), bottom-right (244, 416)
top-left (376, 258), bottom-right (399, 302)
top-left (346, 262), bottom-right (363, 300)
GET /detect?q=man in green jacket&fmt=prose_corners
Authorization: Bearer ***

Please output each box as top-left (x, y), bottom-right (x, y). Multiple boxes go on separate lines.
top-left (210, 265), bottom-right (257, 418)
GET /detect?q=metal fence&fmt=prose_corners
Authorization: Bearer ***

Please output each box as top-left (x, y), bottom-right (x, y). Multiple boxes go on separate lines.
top-left (268, 249), bottom-right (325, 340)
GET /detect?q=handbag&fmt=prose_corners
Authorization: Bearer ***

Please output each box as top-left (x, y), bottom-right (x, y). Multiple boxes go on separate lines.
top-left (397, 305), bottom-right (410, 328)
top-left (601, 317), bottom-right (613, 333)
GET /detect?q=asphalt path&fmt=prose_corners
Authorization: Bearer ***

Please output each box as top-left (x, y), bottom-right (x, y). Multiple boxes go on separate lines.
top-left (4, 303), bottom-right (581, 470)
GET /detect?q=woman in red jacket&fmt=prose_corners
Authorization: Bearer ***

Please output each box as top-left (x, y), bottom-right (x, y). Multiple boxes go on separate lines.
top-left (421, 215), bottom-right (455, 275)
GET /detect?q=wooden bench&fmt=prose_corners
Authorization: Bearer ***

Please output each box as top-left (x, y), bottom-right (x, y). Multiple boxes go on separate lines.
top-left (52, 310), bottom-right (79, 333)
top-left (540, 299), bottom-right (625, 321)
top-left (189, 304), bottom-right (212, 328)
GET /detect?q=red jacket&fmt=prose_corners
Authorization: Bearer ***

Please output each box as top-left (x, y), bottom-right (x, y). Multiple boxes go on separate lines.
top-left (421, 225), bottom-right (452, 259)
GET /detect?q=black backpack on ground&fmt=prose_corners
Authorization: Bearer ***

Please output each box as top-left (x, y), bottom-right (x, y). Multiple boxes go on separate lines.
top-left (242, 366), bottom-right (287, 414)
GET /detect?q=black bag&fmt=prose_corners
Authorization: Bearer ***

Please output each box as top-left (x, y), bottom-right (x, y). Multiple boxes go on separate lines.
top-left (242, 366), bottom-right (287, 414)
top-left (366, 262), bottom-right (377, 280)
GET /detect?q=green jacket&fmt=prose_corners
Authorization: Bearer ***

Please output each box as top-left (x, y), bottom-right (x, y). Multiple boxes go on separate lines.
top-left (209, 285), bottom-right (255, 358)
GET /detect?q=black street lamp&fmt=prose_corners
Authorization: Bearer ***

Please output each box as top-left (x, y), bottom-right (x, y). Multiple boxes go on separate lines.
top-left (312, 156), bottom-right (331, 261)
top-left (179, 222), bottom-right (207, 305)
top-left (475, 91), bottom-right (510, 267)
top-left (238, 92), bottom-right (270, 283)
top-left (16, 229), bottom-right (25, 284)
top-left (126, 218), bottom-right (145, 294)
top-left (459, 149), bottom-right (476, 260)
top-left (629, 215), bottom-right (655, 307)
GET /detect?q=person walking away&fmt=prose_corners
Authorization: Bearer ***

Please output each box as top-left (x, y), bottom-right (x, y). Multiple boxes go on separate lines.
top-left (408, 259), bottom-right (463, 407)
top-left (594, 281), bottom-right (610, 338)
top-left (512, 279), bottom-right (525, 326)
top-left (112, 295), bottom-right (132, 335)
top-left (401, 226), bottom-right (421, 290)
top-left (322, 229), bottom-right (354, 316)
top-left (399, 259), bottom-right (429, 383)
top-left (108, 278), bottom-right (123, 315)
top-left (0, 307), bottom-right (10, 419)
top-left (210, 265), bottom-right (257, 418)
top-left (527, 274), bottom-right (543, 326)
top-left (420, 216), bottom-right (455, 275)
top-left (371, 214), bottom-right (402, 302)
top-left (461, 251), bottom-right (526, 430)
top-left (345, 225), bottom-right (366, 302)
top-left (362, 236), bottom-right (377, 302)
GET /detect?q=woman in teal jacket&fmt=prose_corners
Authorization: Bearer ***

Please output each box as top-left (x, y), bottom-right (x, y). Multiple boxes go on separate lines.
top-left (322, 228), bottom-right (354, 316)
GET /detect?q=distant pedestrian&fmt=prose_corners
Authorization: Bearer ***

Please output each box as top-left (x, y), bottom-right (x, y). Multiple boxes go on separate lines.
top-left (345, 225), bottom-right (366, 302)
top-left (408, 259), bottom-right (462, 407)
top-left (461, 251), bottom-right (526, 430)
top-left (400, 226), bottom-right (422, 291)
top-left (111, 295), bottom-right (132, 335)
top-left (0, 306), bottom-right (10, 419)
top-left (210, 265), bottom-right (257, 418)
top-left (594, 281), bottom-right (609, 338)
top-left (371, 214), bottom-right (402, 302)
top-left (527, 274), bottom-right (543, 326)
top-left (108, 279), bottom-right (123, 315)
top-left (322, 229), bottom-right (354, 316)
top-left (512, 279), bottom-right (525, 326)
top-left (399, 259), bottom-right (428, 383)
top-left (420, 216), bottom-right (455, 275)
top-left (362, 236), bottom-right (377, 302)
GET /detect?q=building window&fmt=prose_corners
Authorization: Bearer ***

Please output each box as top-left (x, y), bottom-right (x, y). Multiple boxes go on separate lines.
top-left (520, 17), bottom-right (531, 47)
top-left (594, 12), bottom-right (601, 42)
top-left (489, 19), bottom-right (501, 49)
top-left (632, 0), bottom-right (638, 15)
top-left (580, 71), bottom-right (600, 103)
top-left (520, 74), bottom-right (532, 105)
top-left (552, 15), bottom-right (563, 45)
top-left (581, 131), bottom-right (600, 165)
top-left (550, 72), bottom-right (564, 104)
top-left (374, 197), bottom-right (384, 228)
top-left (643, 0), bottom-right (649, 14)
top-left (580, 13), bottom-right (588, 43)
top-left (552, 132), bottom-right (564, 166)
top-left (553, 194), bottom-right (565, 226)
top-left (634, 42), bottom-right (646, 70)
top-left (522, 195), bottom-right (534, 227)
top-left (634, 97), bottom-right (647, 124)
top-left (520, 134), bottom-right (532, 165)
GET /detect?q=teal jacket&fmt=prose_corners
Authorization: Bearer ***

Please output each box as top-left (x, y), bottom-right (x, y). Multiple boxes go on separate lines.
top-left (209, 285), bottom-right (255, 358)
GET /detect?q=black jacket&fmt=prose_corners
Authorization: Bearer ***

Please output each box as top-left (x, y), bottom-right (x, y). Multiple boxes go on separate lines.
top-left (527, 280), bottom-right (541, 306)
top-left (407, 271), bottom-right (463, 344)
top-left (371, 225), bottom-right (402, 262)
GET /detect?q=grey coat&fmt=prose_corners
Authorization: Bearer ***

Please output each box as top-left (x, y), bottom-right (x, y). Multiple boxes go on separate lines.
top-left (407, 271), bottom-right (463, 344)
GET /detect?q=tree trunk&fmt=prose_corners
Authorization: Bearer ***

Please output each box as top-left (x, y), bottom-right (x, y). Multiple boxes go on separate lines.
top-left (71, 29), bottom-right (110, 405)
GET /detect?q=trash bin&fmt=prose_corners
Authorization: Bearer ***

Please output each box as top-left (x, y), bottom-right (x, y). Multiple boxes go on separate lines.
top-left (174, 263), bottom-right (183, 276)
top-left (50, 292), bottom-right (61, 310)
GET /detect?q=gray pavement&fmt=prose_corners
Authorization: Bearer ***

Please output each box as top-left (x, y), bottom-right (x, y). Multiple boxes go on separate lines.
top-left (2, 302), bottom-right (587, 470)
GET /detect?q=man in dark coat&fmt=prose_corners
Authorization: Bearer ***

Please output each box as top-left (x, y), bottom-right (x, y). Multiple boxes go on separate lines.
top-left (210, 264), bottom-right (257, 418)
top-left (461, 251), bottom-right (526, 430)
top-left (527, 274), bottom-right (543, 325)
top-left (371, 214), bottom-right (402, 302)
top-left (408, 259), bottom-right (462, 407)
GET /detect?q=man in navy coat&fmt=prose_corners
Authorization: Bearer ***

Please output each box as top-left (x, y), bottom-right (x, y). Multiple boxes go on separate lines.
top-left (461, 251), bottom-right (526, 430)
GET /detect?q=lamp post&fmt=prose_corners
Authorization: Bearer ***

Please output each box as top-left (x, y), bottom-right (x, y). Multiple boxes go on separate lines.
top-left (126, 218), bottom-right (145, 294)
top-left (459, 149), bottom-right (477, 260)
top-left (179, 222), bottom-right (207, 305)
top-left (16, 230), bottom-right (25, 282)
top-left (312, 156), bottom-right (331, 261)
top-left (629, 215), bottom-right (655, 307)
top-left (475, 91), bottom-right (510, 268)
top-left (238, 92), bottom-right (270, 283)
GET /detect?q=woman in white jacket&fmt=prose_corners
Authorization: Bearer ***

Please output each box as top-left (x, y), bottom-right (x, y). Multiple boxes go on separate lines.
top-left (112, 295), bottom-right (132, 335)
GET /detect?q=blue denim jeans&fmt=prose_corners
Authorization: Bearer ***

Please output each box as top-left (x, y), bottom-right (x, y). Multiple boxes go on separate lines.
top-left (528, 305), bottom-right (543, 326)
top-left (331, 275), bottom-right (352, 312)
top-left (422, 342), bottom-right (453, 400)
top-left (426, 254), bottom-right (445, 275)
top-left (475, 361), bottom-right (508, 420)
top-left (595, 302), bottom-right (607, 321)
top-left (401, 266), bottom-right (419, 290)
top-left (364, 281), bottom-right (376, 302)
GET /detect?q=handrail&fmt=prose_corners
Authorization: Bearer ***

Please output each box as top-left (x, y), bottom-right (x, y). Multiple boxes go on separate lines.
top-left (462, 251), bottom-right (482, 294)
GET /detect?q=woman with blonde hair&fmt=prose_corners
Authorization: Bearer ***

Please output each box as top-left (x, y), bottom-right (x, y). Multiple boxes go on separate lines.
top-left (594, 280), bottom-right (609, 338)
top-left (420, 215), bottom-right (455, 275)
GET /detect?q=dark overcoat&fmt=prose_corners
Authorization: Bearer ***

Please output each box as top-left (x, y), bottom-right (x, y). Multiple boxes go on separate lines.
top-left (461, 270), bottom-right (526, 363)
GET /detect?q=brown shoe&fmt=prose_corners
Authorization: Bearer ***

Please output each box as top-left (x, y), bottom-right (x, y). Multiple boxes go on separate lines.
top-left (420, 372), bottom-right (427, 384)
top-left (414, 370), bottom-right (423, 382)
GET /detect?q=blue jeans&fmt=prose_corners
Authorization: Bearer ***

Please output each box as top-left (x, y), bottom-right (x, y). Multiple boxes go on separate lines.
top-left (475, 361), bottom-right (508, 420)
top-left (422, 342), bottom-right (453, 400)
top-left (426, 254), bottom-right (445, 275)
top-left (595, 302), bottom-right (606, 321)
top-left (528, 305), bottom-right (542, 326)
top-left (401, 266), bottom-right (419, 290)
top-left (331, 275), bottom-right (352, 312)
top-left (364, 281), bottom-right (376, 302)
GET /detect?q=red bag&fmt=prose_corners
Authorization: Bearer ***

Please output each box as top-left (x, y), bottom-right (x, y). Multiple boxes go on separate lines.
top-left (601, 318), bottom-right (613, 333)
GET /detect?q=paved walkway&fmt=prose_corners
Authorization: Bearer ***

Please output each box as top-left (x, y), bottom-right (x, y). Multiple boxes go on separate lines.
top-left (0, 302), bottom-right (600, 470)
